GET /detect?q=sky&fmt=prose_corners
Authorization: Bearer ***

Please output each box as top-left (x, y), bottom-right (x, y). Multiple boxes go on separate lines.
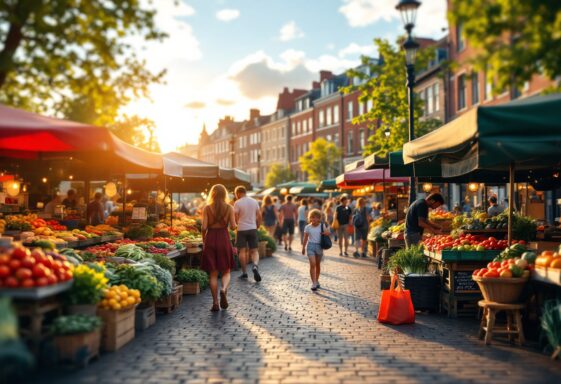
top-left (124, 0), bottom-right (448, 152)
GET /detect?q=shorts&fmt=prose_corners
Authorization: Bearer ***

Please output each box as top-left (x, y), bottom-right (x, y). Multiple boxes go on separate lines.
top-left (355, 226), bottom-right (368, 241)
top-left (236, 229), bottom-right (258, 249)
top-left (336, 224), bottom-right (349, 239)
top-left (306, 242), bottom-right (324, 260)
top-left (282, 219), bottom-right (295, 235)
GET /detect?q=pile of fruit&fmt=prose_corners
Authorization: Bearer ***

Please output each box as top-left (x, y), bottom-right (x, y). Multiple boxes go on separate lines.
top-left (98, 285), bottom-right (141, 311)
top-left (85, 224), bottom-right (121, 236)
top-left (535, 250), bottom-right (561, 269)
top-left (472, 255), bottom-right (533, 279)
top-left (428, 209), bottom-right (457, 221)
top-left (423, 234), bottom-right (511, 252)
top-left (0, 245), bottom-right (73, 288)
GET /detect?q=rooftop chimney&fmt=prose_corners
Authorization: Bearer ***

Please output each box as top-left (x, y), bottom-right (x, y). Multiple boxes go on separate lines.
top-left (249, 108), bottom-right (261, 120)
top-left (319, 70), bottom-right (333, 82)
top-left (276, 88), bottom-right (308, 112)
top-left (312, 81), bottom-right (320, 89)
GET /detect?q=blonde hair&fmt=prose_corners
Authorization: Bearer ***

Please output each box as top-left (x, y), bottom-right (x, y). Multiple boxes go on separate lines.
top-left (263, 195), bottom-right (273, 206)
top-left (357, 197), bottom-right (366, 207)
top-left (308, 208), bottom-right (322, 221)
top-left (207, 184), bottom-right (229, 221)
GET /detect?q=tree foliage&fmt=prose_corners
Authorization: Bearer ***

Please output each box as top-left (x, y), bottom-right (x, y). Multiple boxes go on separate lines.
top-left (111, 115), bottom-right (160, 153)
top-left (0, 0), bottom-right (165, 148)
top-left (344, 38), bottom-right (442, 157)
top-left (299, 138), bottom-right (342, 183)
top-left (449, 0), bottom-right (560, 93)
top-left (265, 163), bottom-right (294, 188)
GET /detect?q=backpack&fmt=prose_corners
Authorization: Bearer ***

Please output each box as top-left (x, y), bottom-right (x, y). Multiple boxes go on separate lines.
top-left (352, 209), bottom-right (365, 228)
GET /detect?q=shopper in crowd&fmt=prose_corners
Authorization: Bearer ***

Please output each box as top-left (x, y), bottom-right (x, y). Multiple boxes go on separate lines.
top-left (279, 194), bottom-right (298, 251)
top-left (62, 189), bottom-right (78, 210)
top-left (370, 202), bottom-right (382, 219)
top-left (201, 184), bottom-right (236, 312)
top-left (404, 192), bottom-right (445, 248)
top-left (334, 195), bottom-right (352, 256)
top-left (302, 209), bottom-right (331, 291)
top-left (234, 186), bottom-right (262, 282)
top-left (261, 195), bottom-right (279, 238)
top-left (297, 198), bottom-right (309, 245)
top-left (323, 201), bottom-right (336, 241)
top-left (353, 197), bottom-right (371, 258)
top-left (44, 194), bottom-right (61, 216)
top-left (487, 196), bottom-right (503, 217)
top-left (86, 192), bottom-right (105, 225)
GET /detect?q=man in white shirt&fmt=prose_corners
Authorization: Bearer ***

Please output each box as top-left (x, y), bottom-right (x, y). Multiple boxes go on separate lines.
top-left (234, 186), bottom-right (262, 282)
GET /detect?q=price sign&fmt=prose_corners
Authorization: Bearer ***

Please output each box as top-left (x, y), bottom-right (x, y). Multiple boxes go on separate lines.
top-left (131, 207), bottom-right (147, 221)
top-left (453, 271), bottom-right (479, 293)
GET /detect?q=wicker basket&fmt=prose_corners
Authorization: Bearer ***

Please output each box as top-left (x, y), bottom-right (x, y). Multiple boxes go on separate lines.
top-left (472, 276), bottom-right (528, 303)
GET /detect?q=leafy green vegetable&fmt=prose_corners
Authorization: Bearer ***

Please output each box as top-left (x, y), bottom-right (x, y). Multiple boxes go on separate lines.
top-left (176, 269), bottom-right (209, 289)
top-left (387, 245), bottom-right (428, 275)
top-left (541, 300), bottom-right (561, 355)
top-left (51, 315), bottom-right (101, 335)
top-left (112, 264), bottom-right (163, 302)
top-left (115, 244), bottom-right (146, 261)
top-left (125, 224), bottom-right (154, 240)
top-left (148, 253), bottom-right (176, 275)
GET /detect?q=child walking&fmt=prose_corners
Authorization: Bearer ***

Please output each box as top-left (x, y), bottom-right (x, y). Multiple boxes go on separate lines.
top-left (302, 209), bottom-right (331, 291)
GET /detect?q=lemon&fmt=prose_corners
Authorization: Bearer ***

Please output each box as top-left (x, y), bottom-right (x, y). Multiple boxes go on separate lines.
top-left (112, 302), bottom-right (122, 311)
top-left (127, 297), bottom-right (136, 306)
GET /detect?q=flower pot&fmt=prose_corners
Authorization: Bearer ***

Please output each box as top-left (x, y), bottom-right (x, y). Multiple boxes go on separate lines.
top-left (67, 304), bottom-right (97, 316)
top-left (258, 241), bottom-right (267, 258)
top-left (53, 329), bottom-right (101, 367)
top-left (182, 282), bottom-right (200, 295)
top-left (266, 248), bottom-right (273, 257)
top-left (399, 274), bottom-right (440, 312)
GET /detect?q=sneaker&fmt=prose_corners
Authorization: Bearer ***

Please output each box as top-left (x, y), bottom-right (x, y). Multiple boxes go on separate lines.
top-left (311, 283), bottom-right (318, 291)
top-left (239, 273), bottom-right (248, 280)
top-left (253, 266), bottom-right (262, 282)
top-left (353, 252), bottom-right (360, 258)
top-left (344, 252), bottom-right (349, 257)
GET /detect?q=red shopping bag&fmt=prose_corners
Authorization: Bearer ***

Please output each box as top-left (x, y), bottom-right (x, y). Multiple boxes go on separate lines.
top-left (377, 275), bottom-right (415, 325)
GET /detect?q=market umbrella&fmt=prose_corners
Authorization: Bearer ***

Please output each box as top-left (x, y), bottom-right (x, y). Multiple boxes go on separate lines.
top-left (402, 93), bottom-right (561, 242)
top-left (336, 166), bottom-right (408, 188)
top-left (163, 152), bottom-right (219, 178)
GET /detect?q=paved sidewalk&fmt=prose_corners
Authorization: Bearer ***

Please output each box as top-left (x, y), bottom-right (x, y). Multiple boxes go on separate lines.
top-left (37, 247), bottom-right (561, 384)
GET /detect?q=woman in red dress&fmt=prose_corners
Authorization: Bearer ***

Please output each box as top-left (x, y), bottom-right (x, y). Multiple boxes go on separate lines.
top-left (201, 184), bottom-right (237, 311)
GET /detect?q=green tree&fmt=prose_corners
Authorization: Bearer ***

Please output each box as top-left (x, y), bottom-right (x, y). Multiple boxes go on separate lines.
top-left (299, 138), bottom-right (342, 183)
top-left (344, 38), bottom-right (442, 158)
top-left (264, 163), bottom-right (294, 188)
top-left (0, 0), bottom-right (165, 145)
top-left (449, 0), bottom-right (561, 93)
top-left (111, 115), bottom-right (160, 153)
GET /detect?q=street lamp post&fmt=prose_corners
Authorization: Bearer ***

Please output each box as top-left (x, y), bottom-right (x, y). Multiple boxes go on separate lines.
top-left (396, 0), bottom-right (421, 205)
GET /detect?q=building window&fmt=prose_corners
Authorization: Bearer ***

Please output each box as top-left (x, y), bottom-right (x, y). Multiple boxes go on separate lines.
top-left (358, 101), bottom-right (364, 116)
top-left (326, 106), bottom-right (332, 126)
top-left (334, 133), bottom-right (339, 145)
top-left (302, 119), bottom-right (307, 133)
top-left (458, 74), bottom-right (466, 111)
top-left (456, 22), bottom-right (465, 52)
top-left (433, 83), bottom-right (440, 112)
top-left (484, 71), bottom-right (492, 100)
top-left (347, 101), bottom-right (353, 121)
top-left (367, 99), bottom-right (373, 112)
top-left (308, 117), bottom-right (313, 131)
top-left (471, 73), bottom-right (480, 105)
top-left (319, 110), bottom-right (325, 127)
top-left (359, 129), bottom-right (366, 151)
top-left (347, 131), bottom-right (354, 154)
top-left (427, 85), bottom-right (434, 114)
top-left (333, 105), bottom-right (339, 124)
top-left (297, 121), bottom-right (301, 135)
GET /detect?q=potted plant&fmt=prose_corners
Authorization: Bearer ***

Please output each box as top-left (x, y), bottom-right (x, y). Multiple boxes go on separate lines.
top-left (51, 315), bottom-right (102, 367)
top-left (176, 268), bottom-right (209, 295)
top-left (66, 264), bottom-right (108, 316)
top-left (258, 226), bottom-right (276, 257)
top-left (387, 245), bottom-right (440, 311)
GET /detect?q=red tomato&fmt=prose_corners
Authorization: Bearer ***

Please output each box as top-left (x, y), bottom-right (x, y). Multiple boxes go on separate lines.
top-left (15, 268), bottom-right (33, 280)
top-left (36, 277), bottom-right (49, 287)
top-left (0, 265), bottom-right (10, 278)
top-left (0, 255), bottom-right (9, 265)
top-left (484, 270), bottom-right (500, 278)
top-left (501, 260), bottom-right (510, 268)
top-left (518, 240), bottom-right (526, 245)
top-left (477, 268), bottom-right (488, 276)
top-left (11, 247), bottom-right (30, 260)
top-left (21, 278), bottom-right (35, 288)
top-left (4, 276), bottom-right (19, 288)
top-left (21, 257), bottom-right (36, 268)
top-left (46, 274), bottom-right (58, 285)
top-left (41, 256), bottom-right (54, 269)
top-left (32, 264), bottom-right (46, 278)
top-left (472, 269), bottom-right (481, 276)
top-left (9, 259), bottom-right (22, 271)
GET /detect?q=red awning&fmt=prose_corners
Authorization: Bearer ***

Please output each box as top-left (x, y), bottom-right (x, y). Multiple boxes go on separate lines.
top-left (336, 166), bottom-right (409, 187)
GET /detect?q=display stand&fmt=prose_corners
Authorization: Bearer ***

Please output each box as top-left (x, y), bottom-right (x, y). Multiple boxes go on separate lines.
top-left (13, 296), bottom-right (63, 354)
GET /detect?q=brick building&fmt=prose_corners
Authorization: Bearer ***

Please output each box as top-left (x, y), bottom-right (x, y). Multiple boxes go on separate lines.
top-left (236, 109), bottom-right (269, 187)
top-left (415, 37), bottom-right (448, 123)
top-left (200, 116), bottom-right (243, 169)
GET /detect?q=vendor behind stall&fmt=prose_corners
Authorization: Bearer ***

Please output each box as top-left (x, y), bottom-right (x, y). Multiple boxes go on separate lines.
top-left (62, 189), bottom-right (78, 210)
top-left (44, 194), bottom-right (61, 216)
top-left (404, 193), bottom-right (445, 248)
top-left (487, 196), bottom-right (503, 217)
top-left (86, 192), bottom-right (104, 225)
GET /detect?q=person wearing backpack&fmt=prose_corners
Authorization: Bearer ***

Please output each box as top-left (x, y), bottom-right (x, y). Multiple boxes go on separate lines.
top-left (352, 197), bottom-right (371, 258)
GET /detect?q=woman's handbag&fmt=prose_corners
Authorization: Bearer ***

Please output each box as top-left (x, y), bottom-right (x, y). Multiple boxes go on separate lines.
top-left (331, 212), bottom-right (340, 230)
top-left (377, 275), bottom-right (415, 325)
top-left (320, 223), bottom-right (332, 250)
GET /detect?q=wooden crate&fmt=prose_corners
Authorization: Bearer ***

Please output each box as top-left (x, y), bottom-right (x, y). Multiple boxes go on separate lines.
top-left (97, 306), bottom-right (135, 352)
top-left (135, 304), bottom-right (156, 331)
top-left (182, 282), bottom-right (200, 295)
top-left (173, 284), bottom-right (183, 306)
top-left (53, 329), bottom-right (100, 367)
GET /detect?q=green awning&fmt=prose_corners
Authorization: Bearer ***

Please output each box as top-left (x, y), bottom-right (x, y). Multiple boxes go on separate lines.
top-left (403, 94), bottom-right (561, 176)
top-left (318, 179), bottom-right (337, 190)
top-left (364, 153), bottom-right (389, 170)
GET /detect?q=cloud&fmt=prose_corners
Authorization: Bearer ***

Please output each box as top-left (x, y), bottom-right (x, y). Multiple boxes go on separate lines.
top-left (339, 0), bottom-right (447, 37)
top-left (338, 42), bottom-right (377, 58)
top-left (279, 21), bottom-right (304, 42)
top-left (216, 98), bottom-right (236, 106)
top-left (185, 101), bottom-right (206, 109)
top-left (216, 9), bottom-right (240, 22)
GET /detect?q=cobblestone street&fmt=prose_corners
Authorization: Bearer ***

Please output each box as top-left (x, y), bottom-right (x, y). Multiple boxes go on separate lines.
top-left (39, 248), bottom-right (561, 384)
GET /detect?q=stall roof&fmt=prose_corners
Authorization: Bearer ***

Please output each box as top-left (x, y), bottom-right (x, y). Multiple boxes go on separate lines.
top-left (289, 183), bottom-right (318, 195)
top-left (336, 166), bottom-right (408, 187)
top-left (163, 152), bottom-right (219, 178)
top-left (402, 93), bottom-right (561, 176)
top-left (318, 179), bottom-right (337, 190)
top-left (219, 168), bottom-right (251, 184)
top-left (364, 154), bottom-right (389, 170)
top-left (344, 159), bottom-right (364, 173)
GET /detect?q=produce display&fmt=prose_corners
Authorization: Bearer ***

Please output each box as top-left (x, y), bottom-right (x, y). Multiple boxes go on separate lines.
top-left (51, 315), bottom-right (101, 335)
top-left (472, 257), bottom-right (532, 279)
top-left (106, 263), bottom-right (163, 302)
top-left (85, 224), bottom-right (122, 236)
top-left (98, 284), bottom-right (141, 311)
top-left (535, 250), bottom-right (561, 269)
top-left (65, 264), bottom-right (108, 305)
top-left (0, 245), bottom-right (73, 288)
top-left (382, 223), bottom-right (405, 240)
top-left (428, 209), bottom-right (457, 221)
top-left (423, 234), bottom-right (511, 252)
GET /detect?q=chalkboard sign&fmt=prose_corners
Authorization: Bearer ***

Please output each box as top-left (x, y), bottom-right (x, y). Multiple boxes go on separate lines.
top-left (453, 271), bottom-right (479, 293)
top-left (131, 207), bottom-right (147, 221)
